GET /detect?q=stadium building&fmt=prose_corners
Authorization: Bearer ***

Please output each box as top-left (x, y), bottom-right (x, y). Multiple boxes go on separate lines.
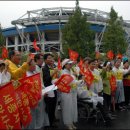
top-left (2, 7), bottom-right (130, 53)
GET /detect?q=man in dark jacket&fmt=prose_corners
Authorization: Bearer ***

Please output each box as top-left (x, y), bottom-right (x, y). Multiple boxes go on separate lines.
top-left (42, 53), bottom-right (58, 128)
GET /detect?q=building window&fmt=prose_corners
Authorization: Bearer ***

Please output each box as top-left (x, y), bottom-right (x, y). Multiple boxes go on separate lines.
top-left (8, 36), bottom-right (15, 45)
top-left (18, 46), bottom-right (27, 52)
top-left (29, 32), bottom-right (39, 42)
top-left (8, 47), bottom-right (15, 51)
top-left (45, 44), bottom-right (60, 52)
top-left (18, 36), bottom-right (26, 44)
top-left (45, 30), bottom-right (59, 41)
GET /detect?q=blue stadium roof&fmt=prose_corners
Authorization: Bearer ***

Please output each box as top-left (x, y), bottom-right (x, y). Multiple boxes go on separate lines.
top-left (2, 24), bottom-right (104, 37)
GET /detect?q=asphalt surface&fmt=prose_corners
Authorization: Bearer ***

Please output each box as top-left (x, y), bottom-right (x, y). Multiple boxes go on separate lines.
top-left (51, 108), bottom-right (130, 130)
top-left (77, 110), bottom-right (130, 129)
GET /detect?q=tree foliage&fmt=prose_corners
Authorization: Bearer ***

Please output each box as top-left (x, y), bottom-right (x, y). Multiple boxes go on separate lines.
top-left (0, 25), bottom-right (6, 57)
top-left (0, 25), bottom-right (5, 46)
top-left (102, 7), bottom-right (128, 55)
top-left (62, 0), bottom-right (95, 59)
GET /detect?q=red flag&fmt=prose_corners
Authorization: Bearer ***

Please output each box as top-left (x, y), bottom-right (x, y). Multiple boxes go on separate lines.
top-left (55, 74), bottom-right (74, 93)
top-left (33, 39), bottom-right (40, 51)
top-left (2, 47), bottom-right (8, 59)
top-left (107, 50), bottom-right (114, 60)
top-left (78, 57), bottom-right (84, 75)
top-left (29, 53), bottom-right (35, 60)
top-left (57, 57), bottom-right (62, 70)
top-left (20, 73), bottom-right (42, 108)
top-left (0, 82), bottom-right (21, 129)
top-left (15, 83), bottom-right (32, 127)
top-left (69, 49), bottom-right (79, 61)
top-left (95, 51), bottom-right (100, 59)
top-left (0, 119), bottom-right (7, 129)
top-left (116, 53), bottom-right (123, 59)
top-left (84, 69), bottom-right (94, 87)
top-left (109, 75), bottom-right (117, 93)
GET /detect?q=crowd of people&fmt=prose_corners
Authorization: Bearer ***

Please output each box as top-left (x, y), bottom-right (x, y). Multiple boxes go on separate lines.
top-left (0, 50), bottom-right (130, 130)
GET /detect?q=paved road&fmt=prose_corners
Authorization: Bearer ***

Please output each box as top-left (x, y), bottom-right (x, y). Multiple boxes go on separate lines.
top-left (77, 110), bottom-right (130, 129)
top-left (52, 109), bottom-right (130, 129)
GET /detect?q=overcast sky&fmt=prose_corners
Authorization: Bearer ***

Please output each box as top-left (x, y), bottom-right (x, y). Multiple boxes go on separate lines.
top-left (0, 1), bottom-right (130, 28)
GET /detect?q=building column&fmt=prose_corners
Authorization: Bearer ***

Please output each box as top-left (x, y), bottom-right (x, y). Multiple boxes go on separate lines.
top-left (26, 33), bottom-right (30, 52)
top-left (41, 32), bottom-right (45, 52)
top-left (15, 36), bottom-right (18, 50)
top-left (6, 37), bottom-right (8, 48)
top-left (95, 33), bottom-right (99, 52)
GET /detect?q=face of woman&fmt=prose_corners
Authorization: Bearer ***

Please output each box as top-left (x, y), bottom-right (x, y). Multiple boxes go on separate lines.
top-left (65, 63), bottom-right (72, 70)
top-left (89, 62), bottom-right (96, 71)
top-left (115, 60), bottom-right (121, 68)
top-left (124, 62), bottom-right (129, 69)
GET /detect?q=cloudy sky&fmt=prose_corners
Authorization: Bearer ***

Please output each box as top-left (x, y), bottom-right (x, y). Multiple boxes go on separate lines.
top-left (0, 1), bottom-right (130, 28)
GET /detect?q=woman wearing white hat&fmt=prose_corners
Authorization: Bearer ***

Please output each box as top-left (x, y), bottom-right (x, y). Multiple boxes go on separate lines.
top-left (60, 59), bottom-right (77, 130)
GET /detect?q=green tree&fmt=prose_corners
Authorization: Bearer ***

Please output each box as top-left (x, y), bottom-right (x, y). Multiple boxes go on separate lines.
top-left (102, 7), bottom-right (128, 55)
top-left (62, 0), bottom-right (95, 58)
top-left (0, 24), bottom-right (6, 57)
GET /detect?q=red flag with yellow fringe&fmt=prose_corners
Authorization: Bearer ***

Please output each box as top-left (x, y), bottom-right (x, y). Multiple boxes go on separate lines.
top-left (0, 82), bottom-right (21, 129)
top-left (19, 73), bottom-right (42, 108)
top-left (55, 74), bottom-right (74, 93)
top-left (84, 69), bottom-right (94, 87)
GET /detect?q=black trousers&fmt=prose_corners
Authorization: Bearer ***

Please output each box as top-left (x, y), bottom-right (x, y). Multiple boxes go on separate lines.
top-left (44, 95), bottom-right (57, 126)
top-left (103, 93), bottom-right (111, 110)
top-left (124, 86), bottom-right (130, 106)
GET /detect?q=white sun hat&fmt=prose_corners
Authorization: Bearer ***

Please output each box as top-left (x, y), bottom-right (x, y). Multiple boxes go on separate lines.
top-left (62, 59), bottom-right (73, 68)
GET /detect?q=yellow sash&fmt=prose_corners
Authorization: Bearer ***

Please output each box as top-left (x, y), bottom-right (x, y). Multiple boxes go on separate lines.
top-left (116, 70), bottom-right (123, 80)
top-left (107, 71), bottom-right (112, 79)
top-left (93, 74), bottom-right (100, 82)
top-left (71, 83), bottom-right (77, 89)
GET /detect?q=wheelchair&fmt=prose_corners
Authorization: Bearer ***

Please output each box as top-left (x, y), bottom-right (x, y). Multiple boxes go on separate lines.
top-left (77, 97), bottom-right (109, 126)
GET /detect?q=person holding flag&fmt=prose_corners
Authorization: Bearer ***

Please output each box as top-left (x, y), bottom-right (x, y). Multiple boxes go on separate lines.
top-left (77, 74), bottom-right (113, 124)
top-left (101, 61), bottom-right (117, 113)
top-left (5, 50), bottom-right (32, 80)
top-left (60, 58), bottom-right (78, 130)
top-left (24, 58), bottom-right (37, 129)
top-left (122, 59), bottom-right (130, 108)
top-left (82, 57), bottom-right (91, 74)
top-left (112, 59), bottom-right (130, 111)
top-left (87, 59), bottom-right (103, 95)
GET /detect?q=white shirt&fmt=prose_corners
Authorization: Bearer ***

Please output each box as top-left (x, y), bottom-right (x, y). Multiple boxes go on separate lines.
top-left (0, 71), bottom-right (11, 87)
